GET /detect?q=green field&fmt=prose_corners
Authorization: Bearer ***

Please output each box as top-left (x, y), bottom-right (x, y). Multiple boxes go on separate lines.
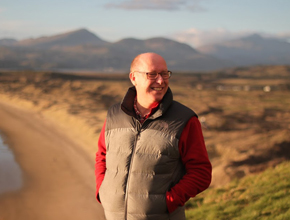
top-left (185, 161), bottom-right (290, 220)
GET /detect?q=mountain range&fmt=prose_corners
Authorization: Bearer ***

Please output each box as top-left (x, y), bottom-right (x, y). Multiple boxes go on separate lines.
top-left (0, 29), bottom-right (289, 72)
top-left (197, 34), bottom-right (290, 67)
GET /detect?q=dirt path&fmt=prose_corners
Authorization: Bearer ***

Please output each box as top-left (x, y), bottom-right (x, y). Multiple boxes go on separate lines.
top-left (0, 101), bottom-right (106, 220)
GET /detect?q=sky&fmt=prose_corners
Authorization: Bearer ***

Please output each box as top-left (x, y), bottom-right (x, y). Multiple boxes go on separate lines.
top-left (1, 0), bottom-right (290, 48)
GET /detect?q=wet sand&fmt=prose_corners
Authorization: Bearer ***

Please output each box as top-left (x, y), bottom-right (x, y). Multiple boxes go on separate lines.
top-left (0, 134), bottom-right (22, 195)
top-left (0, 101), bottom-right (106, 220)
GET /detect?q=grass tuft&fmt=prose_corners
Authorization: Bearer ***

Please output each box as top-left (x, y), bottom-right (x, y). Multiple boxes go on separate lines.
top-left (185, 161), bottom-right (290, 220)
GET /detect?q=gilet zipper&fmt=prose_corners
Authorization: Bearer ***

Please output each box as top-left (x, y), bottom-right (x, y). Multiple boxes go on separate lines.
top-left (124, 120), bottom-right (141, 219)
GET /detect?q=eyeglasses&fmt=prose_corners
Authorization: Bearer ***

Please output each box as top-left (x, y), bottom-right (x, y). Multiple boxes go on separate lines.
top-left (133, 70), bottom-right (172, 80)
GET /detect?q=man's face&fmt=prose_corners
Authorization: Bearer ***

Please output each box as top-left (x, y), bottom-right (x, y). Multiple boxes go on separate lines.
top-left (130, 54), bottom-right (169, 107)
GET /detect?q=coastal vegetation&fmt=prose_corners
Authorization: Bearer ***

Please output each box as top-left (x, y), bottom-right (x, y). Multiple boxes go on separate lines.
top-left (185, 161), bottom-right (290, 220)
top-left (0, 65), bottom-right (289, 219)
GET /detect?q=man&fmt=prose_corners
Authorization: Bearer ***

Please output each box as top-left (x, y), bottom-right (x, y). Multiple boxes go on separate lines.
top-left (95, 52), bottom-right (212, 220)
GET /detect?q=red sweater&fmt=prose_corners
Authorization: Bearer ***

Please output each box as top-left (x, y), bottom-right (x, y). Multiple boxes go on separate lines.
top-left (95, 116), bottom-right (212, 213)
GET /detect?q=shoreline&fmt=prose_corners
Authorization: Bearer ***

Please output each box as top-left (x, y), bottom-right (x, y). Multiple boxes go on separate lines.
top-left (0, 132), bottom-right (23, 195)
top-left (0, 100), bottom-right (105, 220)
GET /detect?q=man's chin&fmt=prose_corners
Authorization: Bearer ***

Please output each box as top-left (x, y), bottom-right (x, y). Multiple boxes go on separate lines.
top-left (151, 94), bottom-right (164, 102)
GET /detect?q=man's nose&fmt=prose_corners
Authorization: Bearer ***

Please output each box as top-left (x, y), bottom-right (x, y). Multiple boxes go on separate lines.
top-left (155, 73), bottom-right (164, 84)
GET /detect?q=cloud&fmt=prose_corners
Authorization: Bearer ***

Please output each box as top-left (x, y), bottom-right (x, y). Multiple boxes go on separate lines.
top-left (0, 7), bottom-right (6, 13)
top-left (264, 31), bottom-right (290, 42)
top-left (0, 20), bottom-right (27, 35)
top-left (169, 28), bottom-right (257, 48)
top-left (279, 33), bottom-right (290, 43)
top-left (104, 0), bottom-right (205, 11)
top-left (0, 19), bottom-right (62, 40)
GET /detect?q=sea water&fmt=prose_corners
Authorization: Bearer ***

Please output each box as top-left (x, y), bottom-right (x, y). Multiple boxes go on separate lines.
top-left (0, 132), bottom-right (23, 194)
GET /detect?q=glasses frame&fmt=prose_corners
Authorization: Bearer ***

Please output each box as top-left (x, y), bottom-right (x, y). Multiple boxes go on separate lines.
top-left (132, 70), bottom-right (172, 80)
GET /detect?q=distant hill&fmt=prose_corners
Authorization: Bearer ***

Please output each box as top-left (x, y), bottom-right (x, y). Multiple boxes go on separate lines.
top-left (1, 29), bottom-right (290, 72)
top-left (0, 29), bottom-right (229, 72)
top-left (110, 37), bottom-right (229, 71)
top-left (0, 38), bottom-right (18, 46)
top-left (197, 34), bottom-right (290, 66)
top-left (16, 29), bottom-right (108, 48)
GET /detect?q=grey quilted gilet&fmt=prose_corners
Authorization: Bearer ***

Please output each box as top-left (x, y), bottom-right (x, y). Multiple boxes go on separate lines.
top-left (99, 87), bottom-right (196, 220)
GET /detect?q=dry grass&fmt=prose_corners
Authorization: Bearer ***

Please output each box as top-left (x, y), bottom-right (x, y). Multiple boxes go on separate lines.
top-left (0, 65), bottom-right (290, 187)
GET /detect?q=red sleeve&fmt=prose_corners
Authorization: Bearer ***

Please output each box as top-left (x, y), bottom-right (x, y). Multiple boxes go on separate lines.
top-left (166, 116), bottom-right (212, 213)
top-left (95, 119), bottom-right (107, 203)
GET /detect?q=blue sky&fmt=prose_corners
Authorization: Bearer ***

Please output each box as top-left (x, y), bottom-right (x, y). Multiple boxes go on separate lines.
top-left (1, 0), bottom-right (290, 47)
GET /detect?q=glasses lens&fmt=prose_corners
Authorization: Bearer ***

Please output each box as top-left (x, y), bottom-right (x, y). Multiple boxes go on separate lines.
top-left (147, 72), bottom-right (158, 79)
top-left (145, 71), bottom-right (172, 79)
top-left (160, 71), bottom-right (170, 79)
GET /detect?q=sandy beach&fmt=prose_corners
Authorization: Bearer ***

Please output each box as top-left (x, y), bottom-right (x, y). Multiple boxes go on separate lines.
top-left (0, 100), bottom-right (106, 220)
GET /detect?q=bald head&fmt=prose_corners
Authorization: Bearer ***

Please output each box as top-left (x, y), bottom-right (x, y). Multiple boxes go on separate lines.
top-left (129, 52), bottom-right (169, 109)
top-left (130, 53), bottom-right (167, 72)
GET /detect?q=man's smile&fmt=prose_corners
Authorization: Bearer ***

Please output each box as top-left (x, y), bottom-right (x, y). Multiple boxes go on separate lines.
top-left (151, 87), bottom-right (163, 91)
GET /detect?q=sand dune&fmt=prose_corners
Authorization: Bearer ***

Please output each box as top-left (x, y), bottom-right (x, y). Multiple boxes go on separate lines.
top-left (0, 101), bottom-right (106, 220)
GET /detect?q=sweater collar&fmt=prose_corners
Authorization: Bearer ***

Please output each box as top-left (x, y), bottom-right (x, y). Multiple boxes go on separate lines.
top-left (120, 86), bottom-right (173, 119)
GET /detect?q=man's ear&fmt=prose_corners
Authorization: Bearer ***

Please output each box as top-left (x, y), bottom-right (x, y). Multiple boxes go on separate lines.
top-left (129, 72), bottom-right (136, 86)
